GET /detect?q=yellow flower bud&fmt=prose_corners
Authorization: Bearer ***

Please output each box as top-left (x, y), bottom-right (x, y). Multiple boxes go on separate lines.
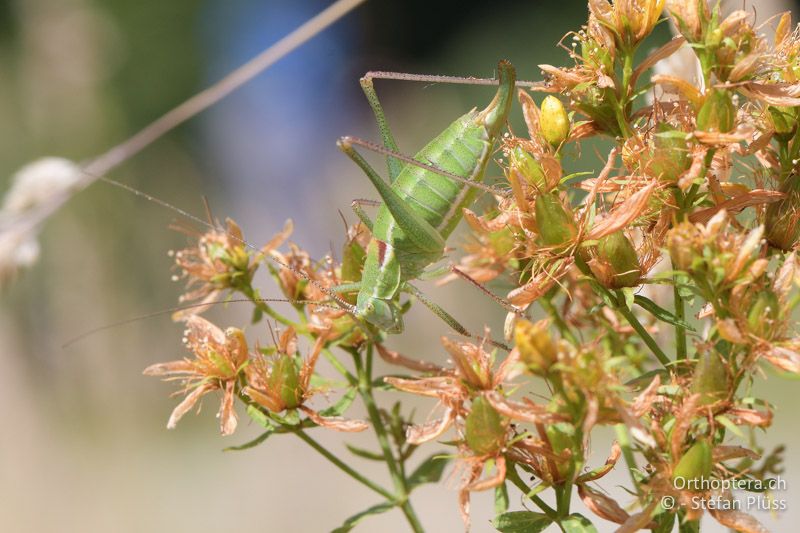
top-left (514, 319), bottom-right (557, 375)
top-left (539, 96), bottom-right (570, 147)
top-left (646, 123), bottom-right (691, 183)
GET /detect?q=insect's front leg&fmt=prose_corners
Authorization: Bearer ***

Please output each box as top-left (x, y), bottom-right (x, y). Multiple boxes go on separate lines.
top-left (350, 198), bottom-right (380, 231)
top-left (331, 281), bottom-right (362, 294)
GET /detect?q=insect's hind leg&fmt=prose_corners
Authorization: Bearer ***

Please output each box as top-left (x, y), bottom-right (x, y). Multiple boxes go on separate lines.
top-left (337, 138), bottom-right (444, 254)
top-left (402, 283), bottom-right (510, 351)
top-left (359, 76), bottom-right (402, 182)
top-left (360, 63), bottom-right (532, 184)
top-left (360, 68), bottom-right (506, 183)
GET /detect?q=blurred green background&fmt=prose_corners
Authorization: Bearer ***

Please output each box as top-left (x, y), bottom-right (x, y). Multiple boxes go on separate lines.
top-left (1, 0), bottom-right (799, 531)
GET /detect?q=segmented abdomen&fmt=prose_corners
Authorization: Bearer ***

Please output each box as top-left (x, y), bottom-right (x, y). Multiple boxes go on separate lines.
top-left (371, 111), bottom-right (492, 278)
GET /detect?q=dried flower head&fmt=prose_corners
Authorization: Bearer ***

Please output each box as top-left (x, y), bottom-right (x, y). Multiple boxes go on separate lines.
top-left (144, 315), bottom-right (249, 435)
top-left (244, 328), bottom-right (368, 432)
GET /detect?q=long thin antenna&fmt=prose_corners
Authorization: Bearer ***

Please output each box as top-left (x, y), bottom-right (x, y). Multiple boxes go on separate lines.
top-left (94, 174), bottom-right (357, 312)
top-left (0, 0), bottom-right (367, 235)
top-left (62, 297), bottom-right (342, 348)
top-left (450, 266), bottom-right (526, 317)
top-left (340, 136), bottom-right (510, 196)
top-left (364, 70), bottom-right (543, 89)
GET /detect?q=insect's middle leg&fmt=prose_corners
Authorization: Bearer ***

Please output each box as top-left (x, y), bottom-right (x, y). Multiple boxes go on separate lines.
top-left (402, 283), bottom-right (510, 351)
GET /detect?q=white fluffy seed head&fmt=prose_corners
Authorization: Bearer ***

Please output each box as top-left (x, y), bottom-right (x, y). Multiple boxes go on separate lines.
top-left (2, 157), bottom-right (82, 213)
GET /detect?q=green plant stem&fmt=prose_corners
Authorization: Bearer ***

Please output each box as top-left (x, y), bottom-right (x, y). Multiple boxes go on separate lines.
top-left (614, 424), bottom-right (641, 496)
top-left (354, 345), bottom-right (424, 533)
top-left (540, 296), bottom-right (579, 345)
top-left (505, 465), bottom-right (558, 520)
top-left (322, 347), bottom-right (358, 385)
top-left (621, 50), bottom-right (634, 103)
top-left (613, 50), bottom-right (635, 138)
top-left (294, 428), bottom-right (395, 500)
top-left (614, 296), bottom-right (671, 367)
top-left (575, 257), bottom-right (670, 366)
top-left (239, 284), bottom-right (295, 327)
top-left (673, 280), bottom-right (688, 360)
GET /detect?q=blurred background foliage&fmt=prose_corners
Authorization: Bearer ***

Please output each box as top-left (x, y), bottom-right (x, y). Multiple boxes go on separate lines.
top-left (1, 0), bottom-right (799, 531)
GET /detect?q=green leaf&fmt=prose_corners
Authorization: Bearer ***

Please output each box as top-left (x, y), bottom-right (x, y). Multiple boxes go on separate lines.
top-left (652, 510), bottom-right (676, 533)
top-left (715, 415), bottom-right (746, 438)
top-left (319, 387), bottom-right (358, 418)
top-left (635, 295), bottom-right (695, 331)
top-left (621, 287), bottom-right (635, 311)
top-left (408, 453), bottom-right (450, 489)
top-left (561, 513), bottom-right (598, 533)
top-left (246, 404), bottom-right (272, 428)
top-left (271, 408), bottom-right (301, 426)
top-left (251, 305), bottom-right (263, 324)
top-left (494, 482), bottom-right (509, 515)
top-left (345, 444), bottom-right (385, 461)
top-left (309, 374), bottom-right (348, 389)
top-left (331, 501), bottom-right (395, 533)
top-left (492, 511), bottom-right (552, 533)
top-left (625, 368), bottom-right (670, 389)
top-left (223, 428), bottom-right (274, 452)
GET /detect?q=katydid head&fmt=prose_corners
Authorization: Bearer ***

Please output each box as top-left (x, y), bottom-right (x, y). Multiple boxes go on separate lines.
top-left (355, 293), bottom-right (403, 334)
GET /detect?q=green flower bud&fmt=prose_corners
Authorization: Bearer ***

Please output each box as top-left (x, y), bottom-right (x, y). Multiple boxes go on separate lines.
top-left (691, 351), bottom-right (729, 405)
top-left (514, 319), bottom-right (557, 375)
top-left (673, 440), bottom-right (713, 489)
top-left (489, 227), bottom-right (516, 257)
top-left (769, 106), bottom-right (797, 139)
top-left (269, 355), bottom-right (303, 409)
top-left (581, 38), bottom-right (613, 73)
top-left (647, 123), bottom-right (691, 183)
top-left (535, 192), bottom-right (577, 248)
top-left (575, 85), bottom-right (621, 137)
top-left (510, 146), bottom-right (547, 189)
top-left (592, 231), bottom-right (642, 288)
top-left (667, 222), bottom-right (697, 272)
top-left (465, 396), bottom-right (506, 455)
top-left (766, 175), bottom-right (800, 251)
top-left (706, 27), bottom-right (723, 48)
top-left (540, 96), bottom-right (570, 147)
top-left (544, 412), bottom-right (575, 480)
top-left (697, 89), bottom-right (735, 133)
top-left (747, 290), bottom-right (780, 338)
